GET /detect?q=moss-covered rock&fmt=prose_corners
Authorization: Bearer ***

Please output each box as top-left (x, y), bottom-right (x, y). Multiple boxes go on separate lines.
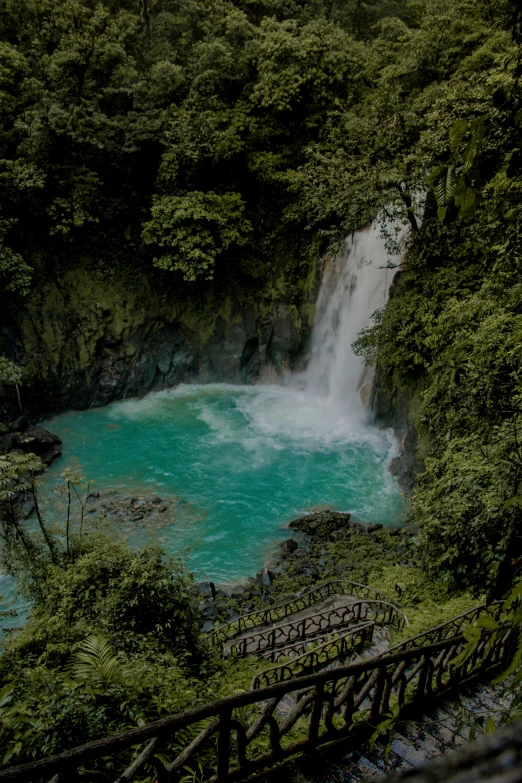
top-left (5, 249), bottom-right (319, 416)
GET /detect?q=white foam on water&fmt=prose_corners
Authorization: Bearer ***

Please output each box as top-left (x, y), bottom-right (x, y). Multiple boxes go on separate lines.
top-left (102, 210), bottom-right (410, 458)
top-left (234, 384), bottom-right (383, 451)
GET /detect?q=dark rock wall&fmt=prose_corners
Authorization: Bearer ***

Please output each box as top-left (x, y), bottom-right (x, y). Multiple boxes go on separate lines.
top-left (371, 371), bottom-right (424, 494)
top-left (1, 262), bottom-right (319, 418)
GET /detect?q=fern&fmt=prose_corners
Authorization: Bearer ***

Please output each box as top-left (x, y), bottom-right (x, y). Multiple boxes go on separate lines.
top-left (69, 635), bottom-right (122, 685)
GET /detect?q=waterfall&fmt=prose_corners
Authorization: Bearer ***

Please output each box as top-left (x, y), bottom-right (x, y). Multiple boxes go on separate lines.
top-left (302, 220), bottom-right (408, 417)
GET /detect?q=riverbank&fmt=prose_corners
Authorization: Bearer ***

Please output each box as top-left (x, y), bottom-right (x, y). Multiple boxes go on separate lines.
top-left (198, 509), bottom-right (480, 648)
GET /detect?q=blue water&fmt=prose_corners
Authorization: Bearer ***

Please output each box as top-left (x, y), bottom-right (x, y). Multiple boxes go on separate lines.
top-left (0, 383), bottom-right (405, 628)
top-left (47, 384), bottom-right (404, 580)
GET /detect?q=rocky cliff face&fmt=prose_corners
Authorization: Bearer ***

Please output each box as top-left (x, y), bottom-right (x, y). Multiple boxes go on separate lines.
top-left (371, 373), bottom-right (424, 494)
top-left (1, 258), bottom-right (319, 418)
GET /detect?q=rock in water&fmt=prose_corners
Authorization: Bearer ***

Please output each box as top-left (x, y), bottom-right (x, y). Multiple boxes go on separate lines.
top-left (11, 426), bottom-right (62, 465)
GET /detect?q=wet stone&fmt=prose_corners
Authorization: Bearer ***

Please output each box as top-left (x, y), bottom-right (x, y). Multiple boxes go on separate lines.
top-left (199, 599), bottom-right (219, 620)
top-left (81, 490), bottom-right (177, 527)
top-left (197, 581), bottom-right (216, 600)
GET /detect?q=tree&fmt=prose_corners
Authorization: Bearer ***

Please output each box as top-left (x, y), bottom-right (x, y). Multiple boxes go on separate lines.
top-left (0, 357), bottom-right (23, 413)
top-left (142, 191), bottom-right (252, 280)
top-left (0, 535), bottom-right (215, 768)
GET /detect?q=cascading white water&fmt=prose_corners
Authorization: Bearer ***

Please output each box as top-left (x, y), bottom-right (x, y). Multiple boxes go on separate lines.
top-left (302, 220), bottom-right (408, 417)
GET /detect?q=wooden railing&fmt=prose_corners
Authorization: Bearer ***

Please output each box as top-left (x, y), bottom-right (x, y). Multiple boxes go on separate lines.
top-left (251, 621), bottom-right (375, 689)
top-left (383, 603), bottom-right (502, 655)
top-left (210, 580), bottom-right (396, 645)
top-left (252, 602), bottom-right (500, 691)
top-left (227, 599), bottom-right (407, 658)
top-left (0, 613), bottom-right (513, 783)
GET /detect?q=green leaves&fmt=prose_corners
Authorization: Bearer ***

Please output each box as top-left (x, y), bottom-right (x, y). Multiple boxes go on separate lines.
top-left (449, 119), bottom-right (468, 156)
top-left (142, 191), bottom-right (252, 281)
top-left (0, 219), bottom-right (32, 296)
top-left (432, 170), bottom-right (476, 220)
top-left (454, 179), bottom-right (476, 217)
top-left (70, 635), bottom-right (122, 685)
top-left (428, 118), bottom-right (485, 221)
top-left (0, 357), bottom-right (22, 388)
top-left (251, 18), bottom-right (365, 112)
top-left (431, 164), bottom-right (457, 213)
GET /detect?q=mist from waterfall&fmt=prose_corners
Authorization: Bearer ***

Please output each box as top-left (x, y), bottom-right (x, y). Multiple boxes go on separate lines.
top-left (301, 220), bottom-right (408, 418)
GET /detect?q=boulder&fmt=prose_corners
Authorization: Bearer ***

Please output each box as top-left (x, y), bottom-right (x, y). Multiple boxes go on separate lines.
top-left (255, 567), bottom-right (275, 590)
top-left (196, 581), bottom-right (216, 600)
top-left (7, 415), bottom-right (29, 433)
top-left (198, 599), bottom-right (219, 620)
top-left (289, 510), bottom-right (352, 539)
top-left (13, 426), bottom-right (62, 456)
top-left (40, 445), bottom-right (62, 466)
top-left (0, 433), bottom-right (13, 451)
top-left (279, 538), bottom-right (299, 555)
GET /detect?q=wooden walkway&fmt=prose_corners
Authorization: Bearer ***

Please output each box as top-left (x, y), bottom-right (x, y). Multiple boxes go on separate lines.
top-left (0, 587), bottom-right (513, 783)
top-left (255, 680), bottom-right (514, 782)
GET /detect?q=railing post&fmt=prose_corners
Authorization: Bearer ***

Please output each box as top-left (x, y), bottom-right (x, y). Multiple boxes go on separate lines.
top-left (370, 665), bottom-right (386, 724)
top-left (414, 655), bottom-right (429, 704)
top-left (307, 683), bottom-right (324, 751)
top-left (217, 708), bottom-right (232, 782)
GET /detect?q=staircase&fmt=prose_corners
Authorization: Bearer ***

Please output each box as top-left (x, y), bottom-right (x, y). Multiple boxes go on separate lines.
top-left (257, 679), bottom-right (515, 782)
top-left (210, 580), bottom-right (399, 646)
top-left (216, 580), bottom-right (406, 677)
top-left (0, 585), bottom-right (514, 783)
top-left (216, 583), bottom-right (405, 695)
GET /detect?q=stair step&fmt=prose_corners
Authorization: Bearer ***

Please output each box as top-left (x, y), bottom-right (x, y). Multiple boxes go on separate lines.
top-left (401, 725), bottom-right (449, 756)
top-left (389, 736), bottom-right (429, 768)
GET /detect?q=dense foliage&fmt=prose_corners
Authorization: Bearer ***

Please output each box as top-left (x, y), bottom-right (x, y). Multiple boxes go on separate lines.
top-left (0, 455), bottom-right (221, 767)
top-left (354, 0), bottom-right (522, 596)
top-left (0, 0), bottom-right (449, 319)
top-left (1, 0), bottom-right (522, 766)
